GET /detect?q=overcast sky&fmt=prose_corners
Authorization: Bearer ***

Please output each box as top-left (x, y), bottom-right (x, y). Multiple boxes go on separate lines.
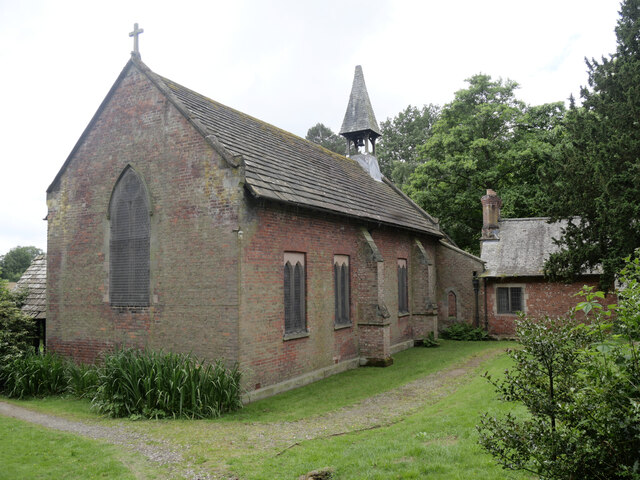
top-left (0, 0), bottom-right (621, 256)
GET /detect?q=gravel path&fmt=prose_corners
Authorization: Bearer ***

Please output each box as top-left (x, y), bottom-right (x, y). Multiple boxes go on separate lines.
top-left (219, 348), bottom-right (503, 454)
top-left (0, 347), bottom-right (504, 479)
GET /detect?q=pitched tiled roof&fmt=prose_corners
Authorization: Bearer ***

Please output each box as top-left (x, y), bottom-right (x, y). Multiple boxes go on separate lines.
top-left (14, 255), bottom-right (46, 319)
top-left (48, 59), bottom-right (441, 236)
top-left (339, 65), bottom-right (381, 137)
top-left (480, 218), bottom-right (600, 277)
top-left (153, 69), bottom-right (440, 236)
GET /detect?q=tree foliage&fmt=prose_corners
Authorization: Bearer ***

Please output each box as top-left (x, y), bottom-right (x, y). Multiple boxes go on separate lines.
top-left (0, 278), bottom-right (36, 387)
top-left (376, 104), bottom-right (439, 187)
top-left (0, 246), bottom-right (44, 282)
top-left (305, 123), bottom-right (345, 155)
top-left (405, 74), bottom-right (564, 253)
top-left (479, 262), bottom-right (640, 479)
top-left (542, 0), bottom-right (640, 288)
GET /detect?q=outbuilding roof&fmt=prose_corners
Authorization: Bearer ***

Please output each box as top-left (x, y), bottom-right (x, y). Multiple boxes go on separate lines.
top-left (14, 254), bottom-right (46, 319)
top-left (480, 218), bottom-right (570, 277)
top-left (49, 58), bottom-right (441, 237)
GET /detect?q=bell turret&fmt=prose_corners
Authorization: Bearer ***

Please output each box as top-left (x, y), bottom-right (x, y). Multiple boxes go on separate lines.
top-left (340, 66), bottom-right (383, 181)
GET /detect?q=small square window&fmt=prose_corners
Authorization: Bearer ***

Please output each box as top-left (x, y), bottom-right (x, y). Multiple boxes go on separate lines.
top-left (497, 287), bottom-right (523, 314)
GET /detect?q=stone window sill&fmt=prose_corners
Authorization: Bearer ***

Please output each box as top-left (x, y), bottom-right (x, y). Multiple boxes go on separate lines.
top-left (283, 331), bottom-right (309, 341)
top-left (334, 323), bottom-right (352, 330)
top-left (111, 305), bottom-right (150, 314)
top-left (398, 312), bottom-right (410, 318)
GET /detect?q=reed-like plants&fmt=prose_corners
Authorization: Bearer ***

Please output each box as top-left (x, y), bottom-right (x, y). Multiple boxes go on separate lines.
top-left (66, 362), bottom-right (99, 399)
top-left (2, 352), bottom-right (68, 398)
top-left (92, 349), bottom-right (242, 419)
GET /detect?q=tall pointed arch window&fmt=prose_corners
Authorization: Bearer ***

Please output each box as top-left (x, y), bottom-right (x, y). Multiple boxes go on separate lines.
top-left (448, 291), bottom-right (457, 319)
top-left (334, 255), bottom-right (350, 326)
top-left (398, 258), bottom-right (409, 314)
top-left (109, 167), bottom-right (150, 307)
top-left (284, 252), bottom-right (306, 334)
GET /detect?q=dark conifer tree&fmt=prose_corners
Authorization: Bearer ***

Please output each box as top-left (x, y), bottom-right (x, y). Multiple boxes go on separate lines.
top-left (543, 0), bottom-right (640, 287)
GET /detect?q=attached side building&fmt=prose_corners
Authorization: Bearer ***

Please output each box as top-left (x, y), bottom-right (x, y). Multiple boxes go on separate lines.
top-left (480, 190), bottom-right (615, 336)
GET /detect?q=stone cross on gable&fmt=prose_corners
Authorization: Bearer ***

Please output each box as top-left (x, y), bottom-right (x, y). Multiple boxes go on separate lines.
top-left (129, 23), bottom-right (144, 57)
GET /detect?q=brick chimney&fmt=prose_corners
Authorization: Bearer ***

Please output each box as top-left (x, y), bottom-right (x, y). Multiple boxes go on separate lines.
top-left (481, 189), bottom-right (502, 240)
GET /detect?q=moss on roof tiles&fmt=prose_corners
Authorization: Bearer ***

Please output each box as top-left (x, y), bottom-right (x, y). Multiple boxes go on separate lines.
top-left (156, 71), bottom-right (440, 236)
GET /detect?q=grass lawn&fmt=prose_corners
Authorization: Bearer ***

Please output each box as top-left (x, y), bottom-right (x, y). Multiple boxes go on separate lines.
top-left (1, 341), bottom-right (527, 479)
top-left (225, 353), bottom-right (530, 480)
top-left (230, 340), bottom-right (511, 422)
top-left (0, 415), bottom-right (143, 480)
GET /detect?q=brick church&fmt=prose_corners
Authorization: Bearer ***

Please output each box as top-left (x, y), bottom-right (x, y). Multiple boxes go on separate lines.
top-left (46, 39), bottom-right (483, 397)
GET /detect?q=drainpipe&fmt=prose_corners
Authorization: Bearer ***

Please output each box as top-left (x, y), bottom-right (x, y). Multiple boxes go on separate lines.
top-left (472, 272), bottom-right (480, 328)
top-left (483, 277), bottom-right (489, 331)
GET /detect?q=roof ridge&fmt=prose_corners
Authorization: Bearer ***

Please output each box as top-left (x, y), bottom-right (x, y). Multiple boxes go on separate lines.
top-left (500, 217), bottom-right (553, 222)
top-left (157, 74), bottom-right (356, 162)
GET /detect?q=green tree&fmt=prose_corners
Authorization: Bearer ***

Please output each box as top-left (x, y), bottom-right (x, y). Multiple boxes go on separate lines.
top-left (305, 123), bottom-right (345, 155)
top-left (542, 0), bottom-right (640, 288)
top-left (405, 74), bottom-right (564, 253)
top-left (0, 246), bottom-right (44, 282)
top-left (0, 277), bottom-right (36, 388)
top-left (479, 262), bottom-right (640, 479)
top-left (478, 315), bottom-right (590, 478)
top-left (376, 104), bottom-right (440, 187)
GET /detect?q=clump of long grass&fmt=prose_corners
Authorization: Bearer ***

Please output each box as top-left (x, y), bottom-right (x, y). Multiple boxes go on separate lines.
top-left (92, 349), bottom-right (242, 419)
top-left (2, 352), bottom-right (68, 398)
top-left (66, 362), bottom-right (99, 399)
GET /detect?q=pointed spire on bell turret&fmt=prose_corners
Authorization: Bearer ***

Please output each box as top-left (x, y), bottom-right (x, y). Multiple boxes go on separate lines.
top-left (340, 65), bottom-right (381, 156)
top-left (340, 65), bottom-right (383, 181)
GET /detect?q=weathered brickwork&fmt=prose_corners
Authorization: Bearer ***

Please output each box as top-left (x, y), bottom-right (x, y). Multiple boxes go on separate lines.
top-left (47, 66), bottom-right (242, 365)
top-left (485, 277), bottom-right (617, 337)
top-left (46, 60), bottom-right (487, 396)
top-left (409, 240), bottom-right (438, 339)
top-left (435, 242), bottom-right (485, 332)
top-left (237, 201), bottom-right (441, 389)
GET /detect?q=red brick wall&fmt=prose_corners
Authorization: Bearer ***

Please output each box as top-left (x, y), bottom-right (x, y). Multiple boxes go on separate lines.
top-left (435, 242), bottom-right (485, 331)
top-left (47, 64), bottom-right (243, 365)
top-left (46, 61), bottom-right (483, 394)
top-left (238, 202), bottom-right (440, 389)
top-left (485, 276), bottom-right (617, 336)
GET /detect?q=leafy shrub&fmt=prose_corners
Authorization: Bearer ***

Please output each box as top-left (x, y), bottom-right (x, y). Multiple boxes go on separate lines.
top-left (92, 349), bottom-right (242, 419)
top-left (421, 331), bottom-right (440, 347)
top-left (3, 352), bottom-right (68, 398)
top-left (440, 322), bottom-right (488, 341)
top-left (0, 280), bottom-right (36, 388)
top-left (478, 266), bottom-right (640, 479)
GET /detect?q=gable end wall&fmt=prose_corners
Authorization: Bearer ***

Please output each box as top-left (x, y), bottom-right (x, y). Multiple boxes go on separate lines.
top-left (46, 65), bottom-right (242, 365)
